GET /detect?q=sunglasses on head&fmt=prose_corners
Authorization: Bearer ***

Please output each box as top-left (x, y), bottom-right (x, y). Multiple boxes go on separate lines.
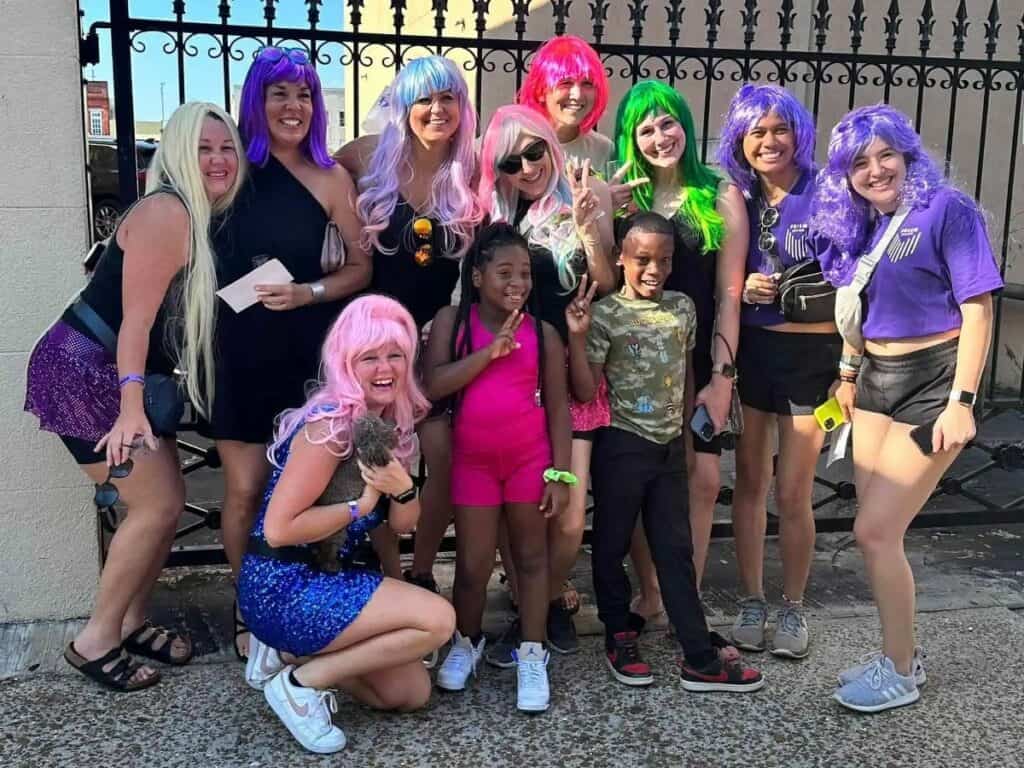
top-left (757, 205), bottom-right (780, 254)
top-left (412, 217), bottom-right (434, 267)
top-left (497, 139), bottom-right (548, 175)
top-left (256, 46), bottom-right (310, 65)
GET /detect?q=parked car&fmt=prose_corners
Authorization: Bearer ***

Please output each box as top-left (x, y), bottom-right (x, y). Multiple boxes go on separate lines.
top-left (88, 139), bottom-right (158, 240)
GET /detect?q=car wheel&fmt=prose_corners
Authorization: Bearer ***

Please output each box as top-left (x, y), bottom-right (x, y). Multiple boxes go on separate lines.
top-left (93, 199), bottom-right (123, 240)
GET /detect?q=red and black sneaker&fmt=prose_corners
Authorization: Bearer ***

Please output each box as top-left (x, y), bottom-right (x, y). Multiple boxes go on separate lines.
top-left (605, 631), bottom-right (654, 687)
top-left (679, 645), bottom-right (765, 693)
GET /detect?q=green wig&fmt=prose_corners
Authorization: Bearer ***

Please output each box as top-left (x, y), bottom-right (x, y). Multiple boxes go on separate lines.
top-left (614, 81), bottom-right (724, 253)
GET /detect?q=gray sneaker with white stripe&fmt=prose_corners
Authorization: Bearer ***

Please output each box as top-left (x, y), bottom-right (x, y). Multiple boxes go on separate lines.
top-left (837, 646), bottom-right (926, 687)
top-left (833, 655), bottom-right (920, 713)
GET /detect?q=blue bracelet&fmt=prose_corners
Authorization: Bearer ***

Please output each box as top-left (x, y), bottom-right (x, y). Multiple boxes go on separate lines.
top-left (119, 374), bottom-right (145, 388)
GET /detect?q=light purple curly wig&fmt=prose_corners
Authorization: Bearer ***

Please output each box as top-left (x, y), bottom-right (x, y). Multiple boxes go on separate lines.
top-left (716, 84), bottom-right (816, 197)
top-left (809, 104), bottom-right (948, 283)
top-left (239, 47), bottom-right (334, 169)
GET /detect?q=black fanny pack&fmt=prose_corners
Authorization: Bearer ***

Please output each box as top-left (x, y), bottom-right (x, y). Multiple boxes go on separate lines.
top-left (777, 260), bottom-right (837, 324)
top-left (69, 297), bottom-right (185, 437)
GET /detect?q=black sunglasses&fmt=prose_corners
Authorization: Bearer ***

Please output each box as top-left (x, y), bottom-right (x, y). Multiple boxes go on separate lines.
top-left (757, 205), bottom-right (780, 254)
top-left (94, 459), bottom-right (134, 510)
top-left (255, 46), bottom-right (310, 65)
top-left (497, 140), bottom-right (548, 175)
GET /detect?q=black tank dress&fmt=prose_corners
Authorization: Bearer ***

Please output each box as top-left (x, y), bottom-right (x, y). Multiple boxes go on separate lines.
top-left (204, 156), bottom-right (345, 443)
top-left (368, 196), bottom-right (460, 329)
top-left (665, 215), bottom-right (717, 394)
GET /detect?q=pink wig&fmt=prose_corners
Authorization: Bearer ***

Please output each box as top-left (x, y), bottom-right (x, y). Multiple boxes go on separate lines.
top-left (269, 295), bottom-right (430, 469)
top-left (517, 35), bottom-right (609, 135)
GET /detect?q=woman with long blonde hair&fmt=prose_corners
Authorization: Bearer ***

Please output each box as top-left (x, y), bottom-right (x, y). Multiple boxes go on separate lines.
top-left (24, 101), bottom-right (245, 691)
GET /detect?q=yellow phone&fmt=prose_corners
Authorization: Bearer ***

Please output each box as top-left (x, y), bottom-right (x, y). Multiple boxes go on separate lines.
top-left (814, 397), bottom-right (846, 432)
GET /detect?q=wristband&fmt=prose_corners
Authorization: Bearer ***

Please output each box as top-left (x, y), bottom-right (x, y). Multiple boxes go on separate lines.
top-left (347, 500), bottom-right (360, 523)
top-left (840, 354), bottom-right (864, 370)
top-left (390, 485), bottom-right (417, 504)
top-left (119, 374), bottom-right (145, 388)
top-left (543, 468), bottom-right (579, 486)
top-left (309, 281), bottom-right (326, 303)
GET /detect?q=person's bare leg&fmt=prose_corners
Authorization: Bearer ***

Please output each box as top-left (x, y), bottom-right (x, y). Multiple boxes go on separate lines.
top-left (505, 503), bottom-right (550, 643)
top-left (730, 406), bottom-right (775, 599)
top-left (408, 417), bottom-right (453, 581)
top-left (217, 440), bottom-right (270, 578)
top-left (688, 449), bottom-right (722, 591)
top-left (293, 578), bottom-right (455, 689)
top-left (336, 660), bottom-right (433, 712)
top-left (773, 414), bottom-right (824, 602)
top-left (370, 526), bottom-right (402, 579)
top-left (73, 441), bottom-right (185, 683)
top-left (498, 518), bottom-right (519, 606)
top-left (547, 438), bottom-right (590, 602)
top-left (451, 505), bottom-right (501, 638)
top-left (852, 413), bottom-right (960, 675)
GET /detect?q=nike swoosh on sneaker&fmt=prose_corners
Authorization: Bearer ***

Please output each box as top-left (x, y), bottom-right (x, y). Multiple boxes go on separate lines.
top-left (259, 648), bottom-right (278, 677)
top-left (282, 678), bottom-right (309, 717)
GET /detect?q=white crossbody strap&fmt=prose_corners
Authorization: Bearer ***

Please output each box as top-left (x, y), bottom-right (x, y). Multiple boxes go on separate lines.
top-left (848, 204), bottom-right (911, 295)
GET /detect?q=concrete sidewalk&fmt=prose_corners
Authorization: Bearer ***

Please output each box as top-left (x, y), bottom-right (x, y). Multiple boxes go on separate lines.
top-left (3, 524), bottom-right (1024, 767)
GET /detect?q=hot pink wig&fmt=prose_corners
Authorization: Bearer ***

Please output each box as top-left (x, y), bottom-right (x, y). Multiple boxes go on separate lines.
top-left (517, 35), bottom-right (609, 135)
top-left (269, 295), bottom-right (430, 468)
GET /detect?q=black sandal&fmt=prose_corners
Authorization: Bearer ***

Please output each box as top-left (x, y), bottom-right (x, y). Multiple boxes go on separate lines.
top-left (233, 599), bottom-right (249, 662)
top-left (64, 642), bottom-right (161, 692)
top-left (123, 621), bottom-right (194, 666)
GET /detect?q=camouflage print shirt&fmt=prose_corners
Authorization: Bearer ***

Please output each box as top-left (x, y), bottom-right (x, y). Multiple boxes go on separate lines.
top-left (586, 290), bottom-right (697, 445)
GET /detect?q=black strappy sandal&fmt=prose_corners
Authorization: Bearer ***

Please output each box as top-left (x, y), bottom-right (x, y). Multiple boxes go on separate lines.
top-left (64, 642), bottom-right (161, 692)
top-left (123, 621), bottom-right (194, 666)
top-left (233, 599), bottom-right (249, 662)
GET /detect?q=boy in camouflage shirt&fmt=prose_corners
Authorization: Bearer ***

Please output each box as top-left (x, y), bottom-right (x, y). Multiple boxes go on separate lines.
top-left (566, 212), bottom-right (763, 693)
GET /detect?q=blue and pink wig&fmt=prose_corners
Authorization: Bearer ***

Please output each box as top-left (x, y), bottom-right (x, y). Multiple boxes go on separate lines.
top-left (357, 56), bottom-right (481, 258)
top-left (716, 84), bottom-right (816, 197)
top-left (810, 104), bottom-right (950, 282)
top-left (238, 46), bottom-right (334, 168)
top-left (269, 295), bottom-right (429, 469)
top-left (518, 36), bottom-right (609, 135)
top-left (478, 104), bottom-right (580, 291)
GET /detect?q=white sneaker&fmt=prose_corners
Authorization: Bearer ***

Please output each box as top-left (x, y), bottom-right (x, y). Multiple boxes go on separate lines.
top-left (264, 666), bottom-right (346, 754)
top-left (245, 633), bottom-right (285, 690)
top-left (436, 631), bottom-right (484, 691)
top-left (514, 642), bottom-right (550, 713)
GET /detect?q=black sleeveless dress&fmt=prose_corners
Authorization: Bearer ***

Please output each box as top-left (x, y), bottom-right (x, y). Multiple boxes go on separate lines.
top-left (665, 215), bottom-right (717, 394)
top-left (368, 196), bottom-right (460, 329)
top-left (204, 156), bottom-right (346, 443)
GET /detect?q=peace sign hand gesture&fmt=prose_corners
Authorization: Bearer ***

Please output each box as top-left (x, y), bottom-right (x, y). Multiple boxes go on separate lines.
top-left (608, 160), bottom-right (651, 210)
top-left (569, 159), bottom-right (603, 229)
top-left (565, 274), bottom-right (599, 337)
top-left (488, 309), bottom-right (524, 360)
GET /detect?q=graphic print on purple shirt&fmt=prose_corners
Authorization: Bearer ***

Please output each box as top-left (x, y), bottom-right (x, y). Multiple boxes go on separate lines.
top-left (860, 186), bottom-right (1003, 341)
top-left (742, 171), bottom-right (841, 327)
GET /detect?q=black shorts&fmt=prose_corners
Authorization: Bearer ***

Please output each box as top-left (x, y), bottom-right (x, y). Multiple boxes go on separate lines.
top-left (59, 434), bottom-right (112, 465)
top-left (856, 338), bottom-right (958, 426)
top-left (737, 326), bottom-right (842, 416)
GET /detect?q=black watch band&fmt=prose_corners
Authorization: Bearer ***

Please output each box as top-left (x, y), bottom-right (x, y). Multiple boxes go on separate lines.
top-left (390, 485), bottom-right (417, 504)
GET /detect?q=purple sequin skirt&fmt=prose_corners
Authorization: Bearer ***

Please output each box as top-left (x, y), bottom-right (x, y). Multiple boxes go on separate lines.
top-left (24, 321), bottom-right (119, 441)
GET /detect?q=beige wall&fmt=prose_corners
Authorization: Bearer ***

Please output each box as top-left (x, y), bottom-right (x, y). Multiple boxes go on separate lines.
top-left (344, 0), bottom-right (1023, 393)
top-left (0, 0), bottom-right (99, 622)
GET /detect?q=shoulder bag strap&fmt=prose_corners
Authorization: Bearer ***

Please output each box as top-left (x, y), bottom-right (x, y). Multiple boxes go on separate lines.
top-left (848, 204), bottom-right (910, 296)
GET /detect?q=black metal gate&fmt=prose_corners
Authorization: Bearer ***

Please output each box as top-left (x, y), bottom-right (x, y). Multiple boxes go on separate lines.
top-left (80, 1), bottom-right (1024, 566)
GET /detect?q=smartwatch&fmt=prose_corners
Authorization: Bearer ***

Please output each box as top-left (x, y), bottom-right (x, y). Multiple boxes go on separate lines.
top-left (949, 389), bottom-right (977, 407)
top-left (711, 362), bottom-right (737, 380)
top-left (390, 485), bottom-right (417, 504)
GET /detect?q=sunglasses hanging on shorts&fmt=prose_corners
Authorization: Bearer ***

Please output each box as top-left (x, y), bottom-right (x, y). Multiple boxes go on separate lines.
top-left (757, 204), bottom-right (783, 275)
top-left (497, 139), bottom-right (548, 175)
top-left (412, 217), bottom-right (434, 267)
top-left (94, 459), bottom-right (134, 533)
top-left (255, 46), bottom-right (310, 65)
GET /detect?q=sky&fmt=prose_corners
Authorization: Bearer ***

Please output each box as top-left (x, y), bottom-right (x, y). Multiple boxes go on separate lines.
top-left (80, 0), bottom-right (347, 122)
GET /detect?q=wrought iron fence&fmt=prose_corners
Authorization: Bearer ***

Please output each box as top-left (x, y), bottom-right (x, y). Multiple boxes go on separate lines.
top-left (81, 1), bottom-right (1024, 566)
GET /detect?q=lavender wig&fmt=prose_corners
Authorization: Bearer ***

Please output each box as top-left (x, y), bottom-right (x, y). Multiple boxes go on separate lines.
top-left (716, 84), bottom-right (816, 197)
top-left (357, 56), bottom-right (482, 259)
top-left (809, 104), bottom-right (950, 283)
top-left (238, 47), bottom-right (334, 168)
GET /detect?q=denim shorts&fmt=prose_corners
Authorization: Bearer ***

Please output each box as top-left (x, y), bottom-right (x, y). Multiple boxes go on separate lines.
top-left (856, 338), bottom-right (958, 426)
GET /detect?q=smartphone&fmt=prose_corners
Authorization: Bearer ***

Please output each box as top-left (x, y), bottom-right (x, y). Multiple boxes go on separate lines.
top-left (690, 404), bottom-right (715, 443)
top-left (813, 397), bottom-right (846, 433)
top-left (910, 419), bottom-right (937, 456)
top-left (83, 241), bottom-right (106, 273)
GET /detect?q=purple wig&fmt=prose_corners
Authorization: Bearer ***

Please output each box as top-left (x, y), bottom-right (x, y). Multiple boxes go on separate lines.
top-left (809, 104), bottom-right (951, 283)
top-left (239, 47), bottom-right (334, 169)
top-left (716, 84), bottom-right (816, 197)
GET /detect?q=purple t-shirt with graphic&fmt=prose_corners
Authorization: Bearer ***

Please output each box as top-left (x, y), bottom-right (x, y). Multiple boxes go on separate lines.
top-left (741, 171), bottom-right (840, 327)
top-left (861, 186), bottom-right (1003, 341)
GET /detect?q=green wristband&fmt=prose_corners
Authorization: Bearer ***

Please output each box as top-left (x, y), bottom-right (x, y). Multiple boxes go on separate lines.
top-left (543, 468), bottom-right (579, 486)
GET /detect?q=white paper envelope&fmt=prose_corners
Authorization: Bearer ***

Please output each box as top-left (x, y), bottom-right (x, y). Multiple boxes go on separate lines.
top-left (216, 258), bottom-right (294, 313)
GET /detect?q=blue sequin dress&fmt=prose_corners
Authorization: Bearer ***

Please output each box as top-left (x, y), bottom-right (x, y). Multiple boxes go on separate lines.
top-left (236, 421), bottom-right (385, 657)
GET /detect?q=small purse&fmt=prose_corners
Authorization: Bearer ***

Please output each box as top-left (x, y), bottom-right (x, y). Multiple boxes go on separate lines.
top-left (778, 259), bottom-right (836, 323)
top-left (715, 331), bottom-right (744, 437)
top-left (320, 221), bottom-right (346, 274)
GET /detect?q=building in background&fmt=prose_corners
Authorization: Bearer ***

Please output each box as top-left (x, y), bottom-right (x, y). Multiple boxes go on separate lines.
top-left (85, 80), bottom-right (110, 137)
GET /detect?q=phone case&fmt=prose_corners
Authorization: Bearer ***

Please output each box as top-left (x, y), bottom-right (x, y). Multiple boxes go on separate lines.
top-left (813, 397), bottom-right (846, 433)
top-left (690, 404), bottom-right (715, 442)
top-left (910, 421), bottom-right (936, 456)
